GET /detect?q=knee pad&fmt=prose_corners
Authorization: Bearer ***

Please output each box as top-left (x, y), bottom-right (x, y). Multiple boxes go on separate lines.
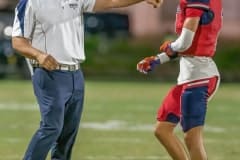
top-left (181, 86), bottom-right (208, 132)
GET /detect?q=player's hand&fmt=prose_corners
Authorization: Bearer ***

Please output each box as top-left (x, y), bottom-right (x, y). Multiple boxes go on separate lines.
top-left (36, 53), bottom-right (59, 71)
top-left (137, 56), bottom-right (160, 74)
top-left (145, 0), bottom-right (163, 8)
top-left (160, 40), bottom-right (178, 59)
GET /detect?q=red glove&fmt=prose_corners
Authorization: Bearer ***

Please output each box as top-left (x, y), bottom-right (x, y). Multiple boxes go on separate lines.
top-left (159, 41), bottom-right (178, 59)
top-left (137, 56), bottom-right (160, 74)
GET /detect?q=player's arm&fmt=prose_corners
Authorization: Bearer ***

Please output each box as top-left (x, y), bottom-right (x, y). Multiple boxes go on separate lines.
top-left (161, 7), bottom-right (204, 58)
top-left (168, 16), bottom-right (200, 54)
top-left (93, 0), bottom-right (163, 12)
top-left (137, 8), bottom-right (202, 74)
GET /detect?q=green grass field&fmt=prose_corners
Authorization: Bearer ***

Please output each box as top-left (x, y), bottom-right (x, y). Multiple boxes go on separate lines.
top-left (0, 80), bottom-right (240, 160)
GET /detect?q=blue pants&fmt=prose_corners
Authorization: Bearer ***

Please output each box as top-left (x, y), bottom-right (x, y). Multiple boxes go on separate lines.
top-left (24, 68), bottom-right (85, 160)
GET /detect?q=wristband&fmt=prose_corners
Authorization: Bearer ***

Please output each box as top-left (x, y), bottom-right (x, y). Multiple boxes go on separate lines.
top-left (156, 52), bottom-right (170, 64)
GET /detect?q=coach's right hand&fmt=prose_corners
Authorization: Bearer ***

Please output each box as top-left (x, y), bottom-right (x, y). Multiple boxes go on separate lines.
top-left (36, 53), bottom-right (59, 71)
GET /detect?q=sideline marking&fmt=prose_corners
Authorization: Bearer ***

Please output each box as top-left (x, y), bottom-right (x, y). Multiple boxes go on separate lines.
top-left (0, 103), bottom-right (226, 133)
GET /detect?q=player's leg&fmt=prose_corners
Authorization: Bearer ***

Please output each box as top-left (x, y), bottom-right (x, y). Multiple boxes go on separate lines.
top-left (181, 77), bottom-right (219, 160)
top-left (181, 84), bottom-right (208, 160)
top-left (155, 121), bottom-right (189, 160)
top-left (155, 85), bottom-right (189, 160)
top-left (51, 70), bottom-right (85, 160)
top-left (23, 68), bottom-right (73, 160)
top-left (184, 126), bottom-right (207, 160)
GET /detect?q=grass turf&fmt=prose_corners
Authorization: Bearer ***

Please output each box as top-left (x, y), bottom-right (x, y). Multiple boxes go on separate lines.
top-left (0, 80), bottom-right (239, 160)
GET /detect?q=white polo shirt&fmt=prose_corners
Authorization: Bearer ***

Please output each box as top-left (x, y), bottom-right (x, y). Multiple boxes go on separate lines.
top-left (12, 0), bottom-right (96, 65)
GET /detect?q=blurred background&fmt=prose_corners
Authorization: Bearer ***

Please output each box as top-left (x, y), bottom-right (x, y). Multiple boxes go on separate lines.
top-left (0, 0), bottom-right (239, 81)
top-left (0, 1), bottom-right (240, 160)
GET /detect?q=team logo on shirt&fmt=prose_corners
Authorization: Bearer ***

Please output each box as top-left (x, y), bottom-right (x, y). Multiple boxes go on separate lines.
top-left (61, 0), bottom-right (79, 10)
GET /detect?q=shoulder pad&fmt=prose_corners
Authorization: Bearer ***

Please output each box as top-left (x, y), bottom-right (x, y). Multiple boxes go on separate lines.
top-left (199, 9), bottom-right (214, 25)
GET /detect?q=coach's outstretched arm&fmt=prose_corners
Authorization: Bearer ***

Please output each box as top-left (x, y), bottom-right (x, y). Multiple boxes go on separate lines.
top-left (93, 0), bottom-right (163, 12)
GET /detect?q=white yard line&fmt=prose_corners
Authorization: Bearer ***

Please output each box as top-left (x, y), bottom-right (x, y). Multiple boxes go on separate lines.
top-left (3, 138), bottom-right (23, 143)
top-left (0, 155), bottom-right (22, 160)
top-left (204, 125), bottom-right (225, 133)
top-left (0, 103), bottom-right (226, 133)
top-left (81, 120), bottom-right (155, 131)
top-left (0, 155), bottom-right (169, 160)
top-left (81, 120), bottom-right (226, 133)
top-left (0, 103), bottom-right (38, 111)
top-left (81, 120), bottom-right (154, 131)
top-left (82, 155), bottom-right (169, 160)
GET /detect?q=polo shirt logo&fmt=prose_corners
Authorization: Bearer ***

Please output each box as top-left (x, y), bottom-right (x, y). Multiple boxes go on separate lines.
top-left (69, 3), bottom-right (78, 10)
top-left (61, 0), bottom-right (79, 10)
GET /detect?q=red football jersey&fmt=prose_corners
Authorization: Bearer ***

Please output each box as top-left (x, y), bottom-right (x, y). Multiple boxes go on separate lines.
top-left (175, 0), bottom-right (223, 57)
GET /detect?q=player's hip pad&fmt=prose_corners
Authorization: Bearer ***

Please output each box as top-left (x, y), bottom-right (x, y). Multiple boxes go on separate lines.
top-left (181, 85), bottom-right (208, 132)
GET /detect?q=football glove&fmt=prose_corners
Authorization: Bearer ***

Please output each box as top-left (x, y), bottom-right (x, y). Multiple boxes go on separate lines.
top-left (137, 56), bottom-right (160, 74)
top-left (159, 41), bottom-right (178, 59)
